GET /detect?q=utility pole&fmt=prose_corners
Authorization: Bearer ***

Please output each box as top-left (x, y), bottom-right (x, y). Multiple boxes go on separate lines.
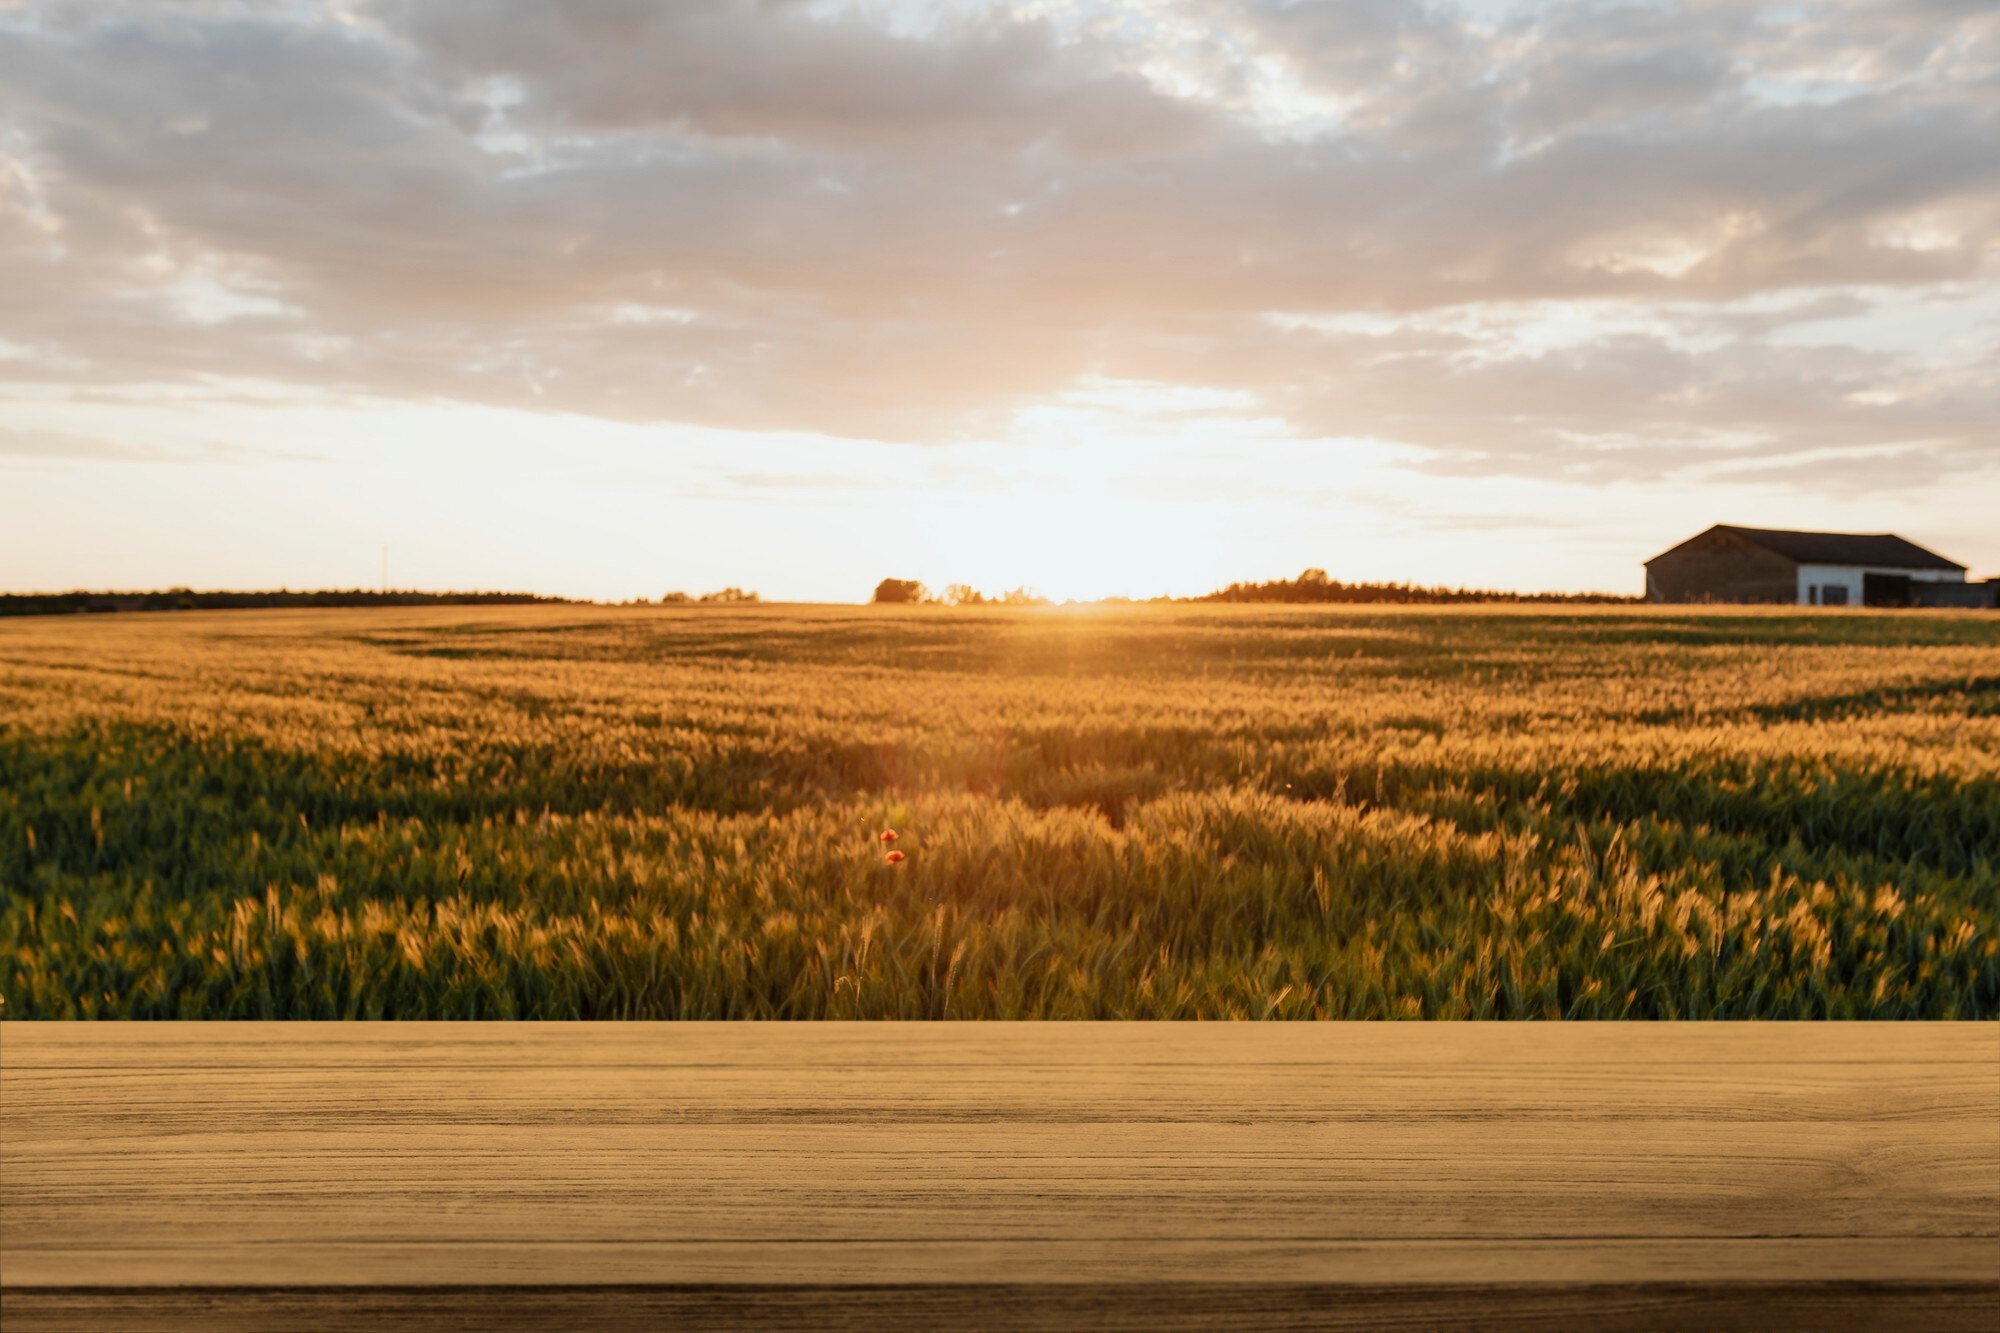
top-left (381, 545), bottom-right (388, 595)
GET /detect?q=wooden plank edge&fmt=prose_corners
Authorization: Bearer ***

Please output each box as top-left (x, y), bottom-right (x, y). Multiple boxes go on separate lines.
top-left (4, 1281), bottom-right (1997, 1333)
top-left (6, 1237), bottom-right (1996, 1288)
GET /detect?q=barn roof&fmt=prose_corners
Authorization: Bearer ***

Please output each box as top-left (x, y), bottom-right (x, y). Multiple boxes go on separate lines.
top-left (1648, 525), bottom-right (1966, 571)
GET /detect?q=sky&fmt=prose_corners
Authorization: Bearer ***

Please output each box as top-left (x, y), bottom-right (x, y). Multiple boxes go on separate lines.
top-left (2, 0), bottom-right (1997, 603)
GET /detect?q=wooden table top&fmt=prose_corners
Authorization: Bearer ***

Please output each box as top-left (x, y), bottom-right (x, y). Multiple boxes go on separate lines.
top-left (2, 1022), bottom-right (1995, 1330)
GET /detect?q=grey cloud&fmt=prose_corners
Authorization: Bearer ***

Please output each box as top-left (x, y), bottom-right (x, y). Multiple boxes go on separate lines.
top-left (393, 0), bottom-right (1218, 156)
top-left (0, 0), bottom-right (1995, 489)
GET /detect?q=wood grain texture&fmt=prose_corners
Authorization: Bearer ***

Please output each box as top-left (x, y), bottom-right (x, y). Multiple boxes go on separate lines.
top-left (2, 1022), bottom-right (1996, 1331)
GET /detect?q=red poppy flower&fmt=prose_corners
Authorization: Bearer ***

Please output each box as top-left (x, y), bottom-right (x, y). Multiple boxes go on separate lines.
top-left (879, 829), bottom-right (899, 843)
top-left (884, 850), bottom-right (906, 865)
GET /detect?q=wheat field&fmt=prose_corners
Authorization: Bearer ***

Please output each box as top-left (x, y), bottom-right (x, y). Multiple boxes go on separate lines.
top-left (2, 603), bottom-right (1995, 1019)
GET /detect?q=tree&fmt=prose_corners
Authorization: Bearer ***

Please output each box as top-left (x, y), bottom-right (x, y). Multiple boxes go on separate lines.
top-left (942, 583), bottom-right (986, 606)
top-left (872, 578), bottom-right (927, 604)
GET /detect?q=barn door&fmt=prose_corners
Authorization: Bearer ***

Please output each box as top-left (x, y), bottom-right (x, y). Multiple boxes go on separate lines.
top-left (1863, 572), bottom-right (1911, 607)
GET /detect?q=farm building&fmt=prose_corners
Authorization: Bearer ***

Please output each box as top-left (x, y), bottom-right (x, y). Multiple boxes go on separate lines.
top-left (1644, 525), bottom-right (1986, 606)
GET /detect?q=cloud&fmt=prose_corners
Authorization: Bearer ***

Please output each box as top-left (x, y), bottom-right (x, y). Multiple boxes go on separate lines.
top-left (0, 0), bottom-right (1995, 488)
top-left (0, 427), bottom-right (158, 460)
top-left (393, 0), bottom-right (1217, 155)
top-left (0, 427), bottom-right (319, 464)
top-left (1692, 443), bottom-right (1952, 496)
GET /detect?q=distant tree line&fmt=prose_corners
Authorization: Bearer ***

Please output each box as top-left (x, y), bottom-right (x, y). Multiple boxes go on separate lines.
top-left (1192, 568), bottom-right (1638, 605)
top-left (871, 579), bottom-right (1050, 606)
top-left (0, 588), bottom-right (576, 618)
top-left (868, 570), bottom-right (1633, 606)
top-left (644, 587), bottom-right (761, 605)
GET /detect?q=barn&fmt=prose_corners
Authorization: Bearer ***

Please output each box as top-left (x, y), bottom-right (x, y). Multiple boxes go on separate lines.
top-left (1644, 525), bottom-right (1974, 606)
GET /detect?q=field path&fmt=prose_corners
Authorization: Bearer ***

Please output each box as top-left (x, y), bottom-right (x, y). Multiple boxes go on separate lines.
top-left (1, 1021), bottom-right (1995, 1329)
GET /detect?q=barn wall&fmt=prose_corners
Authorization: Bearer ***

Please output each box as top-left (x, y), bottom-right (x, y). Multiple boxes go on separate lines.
top-left (1797, 564), bottom-right (1963, 607)
top-left (1645, 531), bottom-right (1799, 603)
